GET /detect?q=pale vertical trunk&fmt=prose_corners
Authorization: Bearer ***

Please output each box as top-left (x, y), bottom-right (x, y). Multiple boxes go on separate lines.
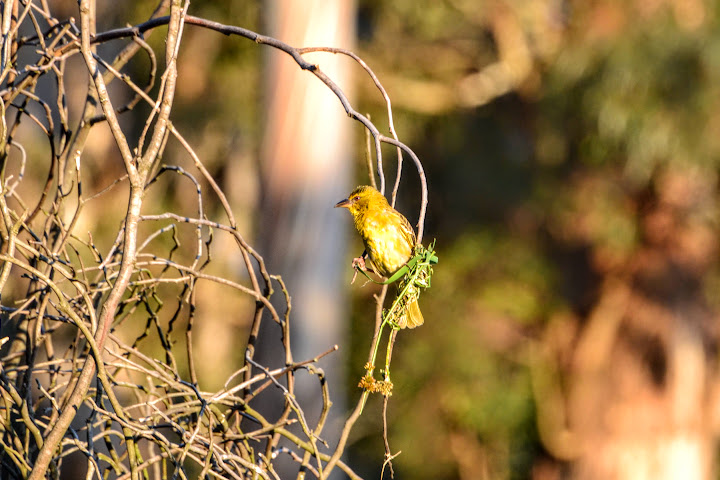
top-left (257, 0), bottom-right (356, 470)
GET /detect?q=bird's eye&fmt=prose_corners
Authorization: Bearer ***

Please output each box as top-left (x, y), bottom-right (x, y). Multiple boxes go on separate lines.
top-left (352, 195), bottom-right (360, 202)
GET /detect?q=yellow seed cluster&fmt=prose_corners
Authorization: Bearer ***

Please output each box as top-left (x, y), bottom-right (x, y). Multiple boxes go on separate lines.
top-left (358, 375), bottom-right (394, 396)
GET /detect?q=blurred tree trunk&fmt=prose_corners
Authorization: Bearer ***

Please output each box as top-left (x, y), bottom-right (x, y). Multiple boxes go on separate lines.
top-left (540, 168), bottom-right (720, 480)
top-left (255, 0), bottom-right (355, 467)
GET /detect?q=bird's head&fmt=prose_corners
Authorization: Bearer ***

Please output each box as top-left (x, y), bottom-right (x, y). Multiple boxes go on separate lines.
top-left (334, 185), bottom-right (387, 218)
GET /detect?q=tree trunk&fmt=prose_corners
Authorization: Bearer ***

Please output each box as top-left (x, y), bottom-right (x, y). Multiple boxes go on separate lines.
top-left (255, 0), bottom-right (356, 476)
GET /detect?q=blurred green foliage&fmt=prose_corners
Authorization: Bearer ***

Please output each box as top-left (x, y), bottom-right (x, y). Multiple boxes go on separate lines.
top-left (346, 0), bottom-right (720, 478)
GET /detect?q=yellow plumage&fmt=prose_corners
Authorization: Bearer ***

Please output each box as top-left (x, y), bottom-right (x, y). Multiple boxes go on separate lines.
top-left (335, 185), bottom-right (424, 328)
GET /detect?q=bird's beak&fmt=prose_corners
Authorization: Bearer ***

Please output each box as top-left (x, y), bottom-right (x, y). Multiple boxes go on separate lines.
top-left (334, 198), bottom-right (350, 209)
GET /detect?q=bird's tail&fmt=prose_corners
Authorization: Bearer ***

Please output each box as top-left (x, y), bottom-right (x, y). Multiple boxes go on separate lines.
top-left (397, 298), bottom-right (424, 329)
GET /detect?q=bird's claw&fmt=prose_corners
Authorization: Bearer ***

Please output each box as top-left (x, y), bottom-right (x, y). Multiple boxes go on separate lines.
top-left (352, 256), bottom-right (367, 270)
top-left (351, 256), bottom-right (367, 284)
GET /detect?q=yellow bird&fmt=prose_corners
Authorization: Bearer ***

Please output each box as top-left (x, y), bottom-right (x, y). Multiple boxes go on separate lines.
top-left (335, 185), bottom-right (424, 328)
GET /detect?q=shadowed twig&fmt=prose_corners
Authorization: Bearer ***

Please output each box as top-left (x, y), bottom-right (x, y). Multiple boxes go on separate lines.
top-left (0, 1), bottom-right (430, 478)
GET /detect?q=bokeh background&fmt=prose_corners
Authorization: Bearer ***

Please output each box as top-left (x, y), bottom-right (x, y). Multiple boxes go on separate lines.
top-left (6, 0), bottom-right (720, 478)
top-left (172, 1), bottom-right (720, 478)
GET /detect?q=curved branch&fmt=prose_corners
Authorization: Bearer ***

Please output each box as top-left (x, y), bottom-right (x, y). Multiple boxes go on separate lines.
top-left (88, 13), bottom-right (429, 241)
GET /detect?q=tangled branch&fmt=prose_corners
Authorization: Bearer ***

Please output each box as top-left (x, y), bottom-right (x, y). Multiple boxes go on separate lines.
top-left (0, 1), bottom-right (429, 478)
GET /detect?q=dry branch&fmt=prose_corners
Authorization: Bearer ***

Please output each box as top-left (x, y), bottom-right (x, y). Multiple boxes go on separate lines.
top-left (0, 1), bottom-right (429, 478)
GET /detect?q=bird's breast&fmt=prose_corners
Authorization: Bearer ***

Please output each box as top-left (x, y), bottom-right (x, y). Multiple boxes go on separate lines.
top-left (360, 216), bottom-right (413, 277)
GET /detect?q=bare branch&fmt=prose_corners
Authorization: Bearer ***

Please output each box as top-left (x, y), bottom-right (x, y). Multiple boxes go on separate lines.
top-left (1, 3), bottom-right (431, 479)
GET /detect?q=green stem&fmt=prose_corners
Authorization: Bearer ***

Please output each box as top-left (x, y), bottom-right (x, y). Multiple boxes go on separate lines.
top-left (384, 334), bottom-right (393, 381)
top-left (368, 318), bottom-right (390, 376)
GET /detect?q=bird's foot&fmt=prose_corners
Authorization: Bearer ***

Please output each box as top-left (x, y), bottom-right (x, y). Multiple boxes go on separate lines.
top-left (351, 256), bottom-right (367, 284)
top-left (352, 256), bottom-right (367, 270)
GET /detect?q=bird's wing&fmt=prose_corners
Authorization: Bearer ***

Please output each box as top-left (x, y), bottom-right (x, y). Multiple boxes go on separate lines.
top-left (395, 209), bottom-right (417, 247)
